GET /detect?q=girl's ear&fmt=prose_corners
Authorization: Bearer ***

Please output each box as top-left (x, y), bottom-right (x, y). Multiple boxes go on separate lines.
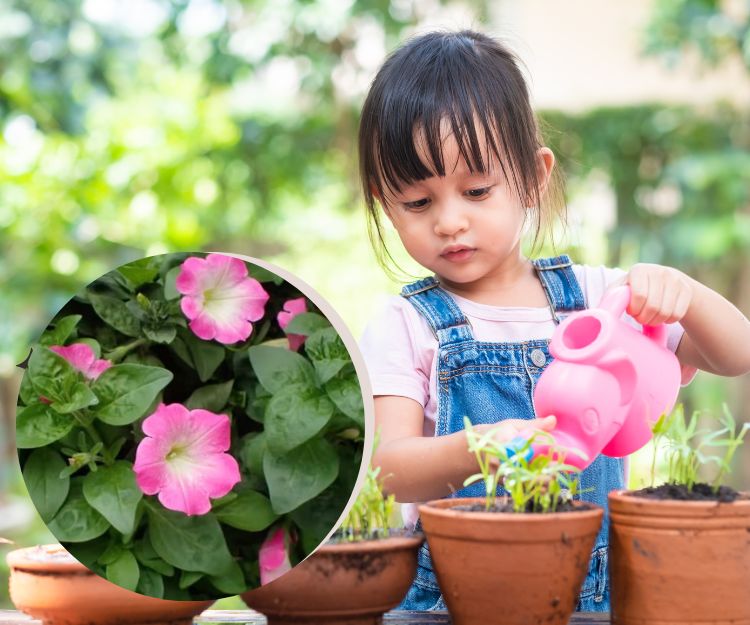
top-left (535, 147), bottom-right (555, 197)
top-left (370, 182), bottom-right (395, 222)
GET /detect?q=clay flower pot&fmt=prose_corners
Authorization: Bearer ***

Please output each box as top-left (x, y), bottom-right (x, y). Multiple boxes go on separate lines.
top-left (241, 532), bottom-right (424, 625)
top-left (418, 497), bottom-right (603, 625)
top-left (609, 490), bottom-right (750, 624)
top-left (7, 544), bottom-right (212, 625)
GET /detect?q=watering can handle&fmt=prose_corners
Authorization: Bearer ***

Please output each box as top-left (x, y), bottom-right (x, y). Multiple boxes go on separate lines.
top-left (599, 285), bottom-right (669, 348)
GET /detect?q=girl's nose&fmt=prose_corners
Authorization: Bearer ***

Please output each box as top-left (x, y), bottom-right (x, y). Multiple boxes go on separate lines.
top-left (433, 202), bottom-right (469, 237)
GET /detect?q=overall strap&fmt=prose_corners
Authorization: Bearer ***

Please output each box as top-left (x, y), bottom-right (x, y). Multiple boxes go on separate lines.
top-left (532, 255), bottom-right (587, 323)
top-left (400, 277), bottom-right (474, 345)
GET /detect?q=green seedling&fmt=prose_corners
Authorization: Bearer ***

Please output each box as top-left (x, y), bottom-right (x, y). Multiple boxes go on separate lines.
top-left (650, 403), bottom-right (750, 492)
top-left (463, 416), bottom-right (586, 513)
top-left (339, 431), bottom-right (396, 540)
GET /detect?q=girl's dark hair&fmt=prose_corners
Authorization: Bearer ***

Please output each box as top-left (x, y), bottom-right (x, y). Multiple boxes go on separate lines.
top-left (358, 29), bottom-right (566, 277)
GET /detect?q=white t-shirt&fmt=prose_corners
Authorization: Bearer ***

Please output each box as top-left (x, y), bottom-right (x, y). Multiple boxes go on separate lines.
top-left (359, 264), bottom-right (698, 528)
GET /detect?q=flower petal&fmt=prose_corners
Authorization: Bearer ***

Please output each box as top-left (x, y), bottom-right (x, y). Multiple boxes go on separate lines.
top-left (49, 343), bottom-right (95, 372)
top-left (259, 527), bottom-right (292, 585)
top-left (277, 297), bottom-right (307, 331)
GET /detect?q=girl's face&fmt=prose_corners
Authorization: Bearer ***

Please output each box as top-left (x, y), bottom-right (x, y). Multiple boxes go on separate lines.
top-left (381, 127), bottom-right (554, 296)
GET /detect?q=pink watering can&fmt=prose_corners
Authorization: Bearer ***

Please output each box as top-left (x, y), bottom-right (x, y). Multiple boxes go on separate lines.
top-left (529, 285), bottom-right (682, 470)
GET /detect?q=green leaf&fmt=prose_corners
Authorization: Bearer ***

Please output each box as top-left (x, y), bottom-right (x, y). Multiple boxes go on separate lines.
top-left (209, 560), bottom-right (247, 595)
top-left (174, 330), bottom-right (226, 382)
top-left (163, 265), bottom-right (182, 300)
top-left (88, 292), bottom-right (142, 337)
top-left (247, 265), bottom-right (284, 284)
top-left (304, 328), bottom-right (350, 383)
top-left (248, 345), bottom-right (316, 394)
top-left (324, 373), bottom-right (364, 427)
top-left (265, 387), bottom-right (335, 454)
top-left (118, 260), bottom-right (159, 288)
top-left (284, 312), bottom-right (329, 336)
top-left (51, 380), bottom-right (99, 414)
top-left (143, 325), bottom-right (177, 344)
top-left (39, 315), bottom-right (82, 347)
top-left (48, 480), bottom-right (110, 542)
top-left (137, 568), bottom-right (164, 599)
top-left (214, 489), bottom-right (278, 532)
top-left (106, 549), bottom-right (140, 592)
top-left (179, 570), bottom-right (203, 589)
top-left (15, 403), bottom-right (76, 448)
top-left (240, 432), bottom-right (266, 477)
top-left (83, 461), bottom-right (143, 535)
top-left (23, 448), bottom-right (70, 522)
top-left (185, 379), bottom-right (234, 412)
top-left (146, 505), bottom-right (233, 575)
top-left (91, 364), bottom-right (173, 425)
top-left (264, 437), bottom-right (339, 514)
top-left (134, 535), bottom-right (175, 576)
top-left (27, 347), bottom-right (78, 403)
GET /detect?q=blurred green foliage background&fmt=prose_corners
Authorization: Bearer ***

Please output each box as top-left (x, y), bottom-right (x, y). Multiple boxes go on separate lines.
top-left (1, 0), bottom-right (750, 609)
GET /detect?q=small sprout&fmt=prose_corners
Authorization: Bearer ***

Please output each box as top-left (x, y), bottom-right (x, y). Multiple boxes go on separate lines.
top-left (463, 417), bottom-right (585, 513)
top-left (340, 431), bottom-right (396, 540)
top-left (650, 403), bottom-right (750, 492)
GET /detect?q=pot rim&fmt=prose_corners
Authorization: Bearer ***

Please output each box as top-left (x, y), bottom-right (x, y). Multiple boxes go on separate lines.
top-left (315, 532), bottom-right (424, 554)
top-left (6, 544), bottom-right (86, 573)
top-left (610, 489), bottom-right (750, 505)
top-left (418, 496), bottom-right (603, 522)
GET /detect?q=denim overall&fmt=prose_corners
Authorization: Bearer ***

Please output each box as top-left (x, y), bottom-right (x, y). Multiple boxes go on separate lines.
top-left (397, 255), bottom-right (625, 613)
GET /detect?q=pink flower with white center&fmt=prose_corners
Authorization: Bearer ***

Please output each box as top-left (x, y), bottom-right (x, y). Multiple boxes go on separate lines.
top-left (259, 527), bottom-right (293, 586)
top-left (49, 343), bottom-right (113, 380)
top-left (176, 254), bottom-right (270, 345)
top-left (277, 297), bottom-right (308, 351)
top-left (133, 403), bottom-right (241, 516)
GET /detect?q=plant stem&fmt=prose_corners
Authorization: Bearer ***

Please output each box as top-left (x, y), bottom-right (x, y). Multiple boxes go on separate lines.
top-left (105, 338), bottom-right (147, 363)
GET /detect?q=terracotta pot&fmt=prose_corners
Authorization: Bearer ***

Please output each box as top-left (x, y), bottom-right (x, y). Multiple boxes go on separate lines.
top-left (609, 490), bottom-right (750, 625)
top-left (241, 533), bottom-right (424, 625)
top-left (7, 544), bottom-right (212, 625)
top-left (418, 497), bottom-right (603, 625)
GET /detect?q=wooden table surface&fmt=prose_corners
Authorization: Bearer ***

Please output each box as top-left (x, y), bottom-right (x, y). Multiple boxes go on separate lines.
top-left (0, 609), bottom-right (610, 624)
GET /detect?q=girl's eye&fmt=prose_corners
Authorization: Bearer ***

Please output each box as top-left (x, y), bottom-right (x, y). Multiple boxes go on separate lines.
top-left (465, 186), bottom-right (492, 199)
top-left (403, 198), bottom-right (430, 210)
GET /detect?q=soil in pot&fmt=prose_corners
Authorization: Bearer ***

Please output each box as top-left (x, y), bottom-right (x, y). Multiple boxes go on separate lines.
top-left (418, 497), bottom-right (603, 625)
top-left (628, 481), bottom-right (741, 502)
top-left (242, 531), bottom-right (423, 625)
top-left (7, 544), bottom-right (212, 625)
top-left (609, 489), bottom-right (750, 625)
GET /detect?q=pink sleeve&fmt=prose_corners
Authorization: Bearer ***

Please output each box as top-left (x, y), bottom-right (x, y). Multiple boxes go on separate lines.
top-left (359, 297), bottom-right (431, 407)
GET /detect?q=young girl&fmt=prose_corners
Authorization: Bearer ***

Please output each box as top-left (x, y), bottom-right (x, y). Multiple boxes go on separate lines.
top-left (358, 29), bottom-right (750, 613)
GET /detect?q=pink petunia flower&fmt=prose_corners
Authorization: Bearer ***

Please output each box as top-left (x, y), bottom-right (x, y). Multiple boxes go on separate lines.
top-left (259, 526), bottom-right (293, 586)
top-left (176, 253), bottom-right (270, 345)
top-left (133, 403), bottom-right (241, 516)
top-left (277, 297), bottom-right (308, 351)
top-left (49, 343), bottom-right (113, 380)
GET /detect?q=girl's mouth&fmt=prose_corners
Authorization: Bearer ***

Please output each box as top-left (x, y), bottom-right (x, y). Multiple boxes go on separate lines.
top-left (441, 246), bottom-right (476, 263)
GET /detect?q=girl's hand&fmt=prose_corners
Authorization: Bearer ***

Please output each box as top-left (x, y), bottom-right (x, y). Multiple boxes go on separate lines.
top-left (475, 415), bottom-right (557, 447)
top-left (623, 263), bottom-right (695, 326)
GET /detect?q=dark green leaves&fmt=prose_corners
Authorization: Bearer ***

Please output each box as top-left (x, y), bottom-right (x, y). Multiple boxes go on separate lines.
top-left (27, 347), bottom-right (98, 413)
top-left (305, 327), bottom-right (350, 383)
top-left (146, 504), bottom-right (233, 575)
top-left (91, 364), bottom-right (172, 425)
top-left (186, 379), bottom-right (234, 412)
top-left (264, 437), bottom-right (339, 514)
top-left (48, 480), bottom-right (110, 542)
top-left (106, 549), bottom-right (140, 592)
top-left (265, 388), bottom-right (335, 454)
top-left (88, 292), bottom-right (142, 337)
top-left (248, 345), bottom-right (316, 394)
top-left (214, 489), bottom-right (278, 531)
top-left (16, 404), bottom-right (75, 448)
top-left (23, 448), bottom-right (70, 522)
top-left (82, 461), bottom-right (142, 534)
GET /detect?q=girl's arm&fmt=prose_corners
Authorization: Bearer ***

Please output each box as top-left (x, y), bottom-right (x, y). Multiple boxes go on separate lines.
top-left (624, 263), bottom-right (750, 377)
top-left (372, 395), bottom-right (555, 502)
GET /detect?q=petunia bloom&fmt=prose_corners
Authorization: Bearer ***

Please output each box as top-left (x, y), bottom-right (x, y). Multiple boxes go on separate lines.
top-left (133, 403), bottom-right (241, 516)
top-left (259, 526), bottom-right (293, 586)
top-left (277, 297), bottom-right (308, 351)
top-left (176, 253), bottom-right (270, 345)
top-left (49, 343), bottom-right (112, 380)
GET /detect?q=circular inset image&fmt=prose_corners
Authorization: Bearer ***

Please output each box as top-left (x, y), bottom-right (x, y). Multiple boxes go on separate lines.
top-left (15, 252), bottom-right (370, 599)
